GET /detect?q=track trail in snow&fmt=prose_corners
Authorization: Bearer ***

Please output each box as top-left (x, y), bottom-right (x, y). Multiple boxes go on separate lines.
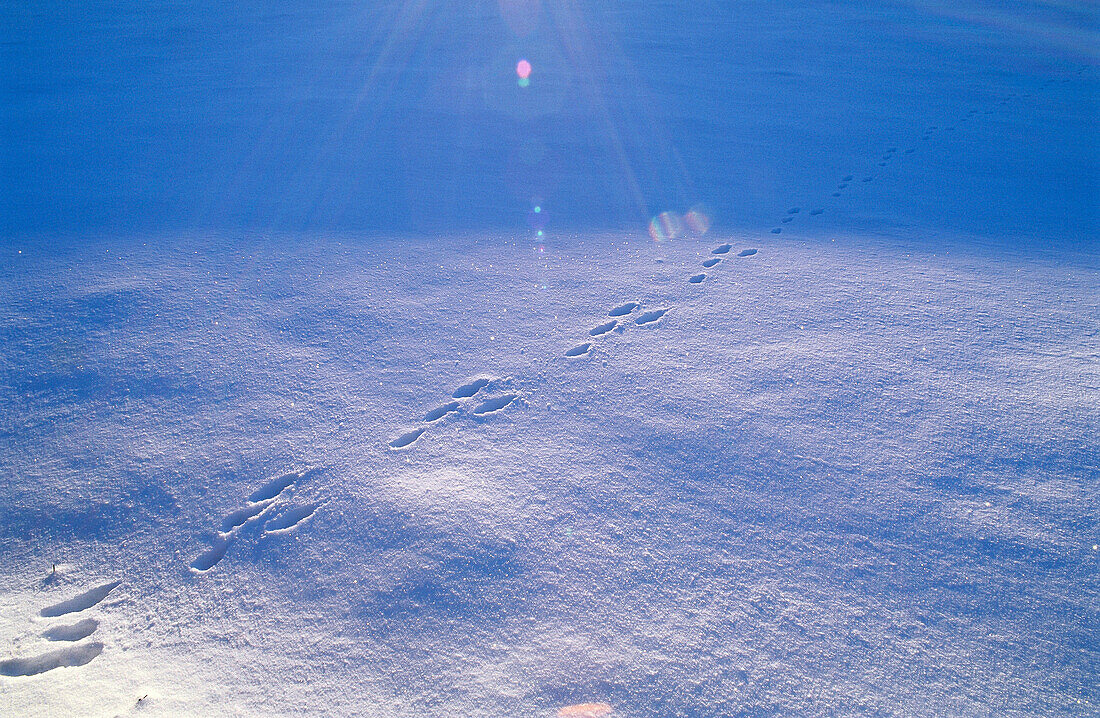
top-left (1, 578), bottom-right (120, 677)
top-left (383, 70), bottom-right (1079, 453)
top-left (560, 72), bottom-right (1079, 338)
top-left (0, 30), bottom-right (1087, 710)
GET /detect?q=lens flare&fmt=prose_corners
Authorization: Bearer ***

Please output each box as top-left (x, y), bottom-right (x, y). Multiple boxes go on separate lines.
top-left (648, 211), bottom-right (684, 242)
top-left (684, 204), bottom-right (711, 234)
top-left (516, 59), bottom-right (532, 79)
top-left (527, 197), bottom-right (547, 232)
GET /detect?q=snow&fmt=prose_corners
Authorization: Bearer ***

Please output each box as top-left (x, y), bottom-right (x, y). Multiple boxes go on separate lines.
top-left (1, 0), bottom-right (1097, 716)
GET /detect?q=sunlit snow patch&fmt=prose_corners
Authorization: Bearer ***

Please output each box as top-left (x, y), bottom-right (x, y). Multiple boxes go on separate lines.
top-left (558, 704), bottom-right (613, 718)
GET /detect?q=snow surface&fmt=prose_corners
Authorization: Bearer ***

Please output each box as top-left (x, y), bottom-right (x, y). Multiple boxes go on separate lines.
top-left (1, 1), bottom-right (1098, 716)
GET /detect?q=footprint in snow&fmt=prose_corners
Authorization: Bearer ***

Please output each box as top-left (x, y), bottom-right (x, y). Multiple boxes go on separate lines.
top-left (263, 503), bottom-right (320, 536)
top-left (472, 393), bottom-right (518, 415)
top-left (43, 618), bottom-right (99, 642)
top-left (389, 428), bottom-right (426, 449)
top-left (424, 401), bottom-right (460, 422)
top-left (702, 257), bottom-right (721, 268)
top-left (635, 309), bottom-right (668, 326)
top-left (608, 302), bottom-right (639, 317)
top-left (452, 377), bottom-right (491, 399)
top-left (1, 643), bottom-right (104, 677)
top-left (565, 343), bottom-right (592, 357)
top-left (40, 580), bottom-right (122, 618)
top-left (590, 320), bottom-right (617, 336)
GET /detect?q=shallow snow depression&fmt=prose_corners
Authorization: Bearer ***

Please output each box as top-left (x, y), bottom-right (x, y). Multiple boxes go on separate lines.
top-left (0, 227), bottom-right (1096, 716)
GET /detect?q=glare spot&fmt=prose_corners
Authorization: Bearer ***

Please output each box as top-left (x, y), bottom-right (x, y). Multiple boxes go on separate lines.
top-left (648, 211), bottom-right (684, 242)
top-left (518, 76), bottom-right (530, 88)
top-left (516, 59), bottom-right (532, 79)
top-left (684, 204), bottom-right (711, 234)
top-left (527, 198), bottom-right (547, 231)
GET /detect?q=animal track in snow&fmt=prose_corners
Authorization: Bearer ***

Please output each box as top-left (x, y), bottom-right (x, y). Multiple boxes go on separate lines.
top-left (389, 427), bottom-right (427, 449)
top-left (711, 244), bottom-right (732, 254)
top-left (771, 227), bottom-right (782, 233)
top-left (565, 343), bottom-right (592, 357)
top-left (452, 377), bottom-right (491, 399)
top-left (635, 309), bottom-right (669, 326)
top-left (392, 376), bottom-right (518, 449)
top-left (702, 257), bottom-right (721, 268)
top-left (0, 643), bottom-right (104, 677)
top-left (3, 577), bottom-right (119, 677)
top-left (590, 320), bottom-right (617, 336)
top-left (43, 618), bottom-right (98, 642)
top-left (40, 580), bottom-right (122, 618)
top-left (191, 469), bottom-right (311, 572)
top-left (249, 472), bottom-right (301, 503)
top-left (689, 274), bottom-right (705, 283)
top-left (424, 401), bottom-right (460, 422)
top-left (472, 393), bottom-right (518, 415)
top-left (738, 248), bottom-right (758, 257)
top-left (263, 503), bottom-right (320, 536)
top-left (608, 302), bottom-right (639, 317)
top-left (191, 534), bottom-right (234, 572)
